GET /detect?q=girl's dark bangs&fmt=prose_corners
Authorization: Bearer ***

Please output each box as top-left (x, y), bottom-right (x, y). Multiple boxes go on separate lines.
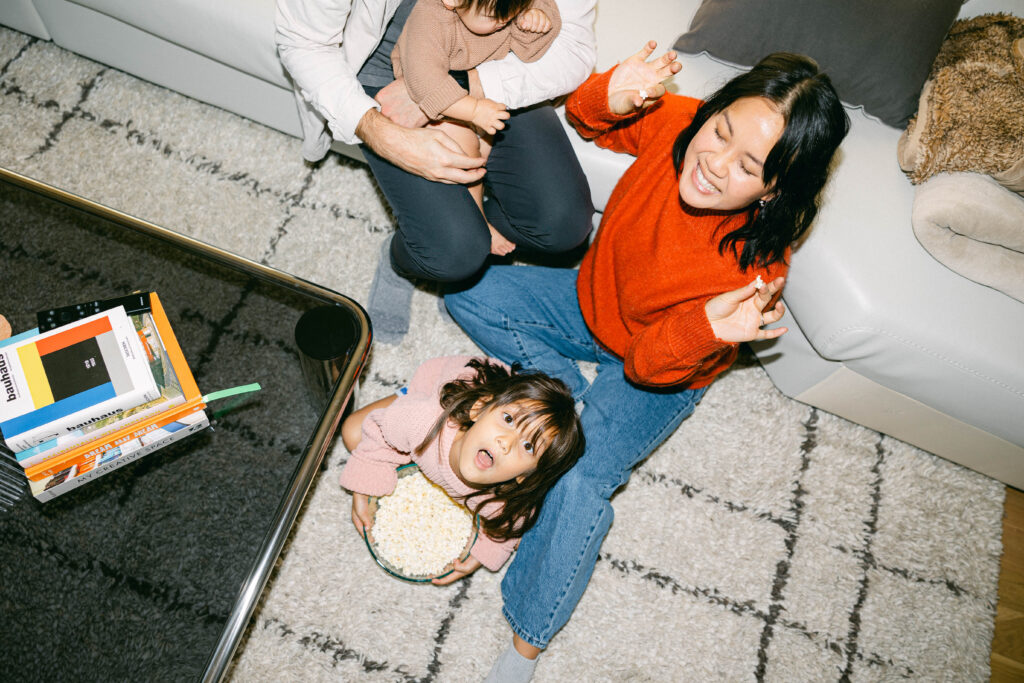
top-left (509, 401), bottom-right (557, 449)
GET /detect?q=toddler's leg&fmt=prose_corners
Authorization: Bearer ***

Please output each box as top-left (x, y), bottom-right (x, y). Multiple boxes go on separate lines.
top-left (435, 121), bottom-right (515, 256)
top-left (484, 105), bottom-right (593, 256)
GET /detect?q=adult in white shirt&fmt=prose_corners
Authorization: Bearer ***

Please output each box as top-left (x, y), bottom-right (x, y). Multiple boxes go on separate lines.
top-left (275, 0), bottom-right (597, 343)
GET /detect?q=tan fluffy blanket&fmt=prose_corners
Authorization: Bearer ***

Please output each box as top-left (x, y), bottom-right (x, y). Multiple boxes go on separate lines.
top-left (898, 13), bottom-right (1024, 194)
top-left (912, 172), bottom-right (1024, 303)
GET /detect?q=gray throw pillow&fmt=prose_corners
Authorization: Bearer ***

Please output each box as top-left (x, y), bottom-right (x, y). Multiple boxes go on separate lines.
top-left (673, 0), bottom-right (963, 128)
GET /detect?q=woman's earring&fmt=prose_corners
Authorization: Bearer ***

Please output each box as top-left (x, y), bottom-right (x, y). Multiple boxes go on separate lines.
top-left (758, 198), bottom-right (767, 207)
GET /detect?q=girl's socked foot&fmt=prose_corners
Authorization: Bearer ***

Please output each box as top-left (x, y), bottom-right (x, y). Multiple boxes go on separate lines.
top-left (483, 640), bottom-right (539, 683)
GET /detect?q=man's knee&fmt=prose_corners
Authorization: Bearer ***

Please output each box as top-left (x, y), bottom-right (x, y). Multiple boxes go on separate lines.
top-left (549, 191), bottom-right (595, 251)
top-left (518, 188), bottom-right (594, 254)
top-left (392, 226), bottom-right (489, 282)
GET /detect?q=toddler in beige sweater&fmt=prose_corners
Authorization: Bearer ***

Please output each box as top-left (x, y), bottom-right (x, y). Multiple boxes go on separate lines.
top-left (393, 0), bottom-right (560, 255)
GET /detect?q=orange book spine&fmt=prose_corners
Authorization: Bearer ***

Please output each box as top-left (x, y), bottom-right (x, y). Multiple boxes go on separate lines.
top-left (26, 400), bottom-right (206, 480)
top-left (148, 293), bottom-right (200, 401)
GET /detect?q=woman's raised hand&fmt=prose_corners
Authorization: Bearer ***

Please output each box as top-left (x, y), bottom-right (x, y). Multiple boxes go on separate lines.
top-left (705, 276), bottom-right (789, 343)
top-left (607, 41), bottom-right (681, 115)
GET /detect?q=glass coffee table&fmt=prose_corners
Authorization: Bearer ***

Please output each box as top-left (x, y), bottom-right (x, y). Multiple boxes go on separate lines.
top-left (0, 168), bottom-right (371, 682)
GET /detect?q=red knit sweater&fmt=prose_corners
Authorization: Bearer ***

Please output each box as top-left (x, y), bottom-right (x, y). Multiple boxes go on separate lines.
top-left (567, 68), bottom-right (789, 389)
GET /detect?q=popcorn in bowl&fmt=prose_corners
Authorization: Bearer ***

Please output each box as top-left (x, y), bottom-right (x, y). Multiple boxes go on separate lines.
top-left (364, 464), bottom-right (478, 582)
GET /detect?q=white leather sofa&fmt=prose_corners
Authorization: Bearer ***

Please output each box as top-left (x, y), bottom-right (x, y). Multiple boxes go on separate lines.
top-left (3, 0), bottom-right (1022, 486)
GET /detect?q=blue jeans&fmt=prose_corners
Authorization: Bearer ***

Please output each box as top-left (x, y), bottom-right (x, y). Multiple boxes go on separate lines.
top-left (445, 266), bottom-right (707, 649)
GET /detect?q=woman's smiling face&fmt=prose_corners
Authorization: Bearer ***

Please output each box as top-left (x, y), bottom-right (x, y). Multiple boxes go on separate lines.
top-left (678, 96), bottom-right (784, 212)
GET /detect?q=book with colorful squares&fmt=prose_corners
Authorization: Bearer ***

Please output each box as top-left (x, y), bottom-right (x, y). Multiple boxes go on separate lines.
top-left (13, 308), bottom-right (187, 469)
top-left (21, 292), bottom-right (209, 498)
top-left (0, 306), bottom-right (159, 452)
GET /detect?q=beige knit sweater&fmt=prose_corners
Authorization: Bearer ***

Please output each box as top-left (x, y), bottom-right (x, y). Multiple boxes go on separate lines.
top-left (392, 0), bottom-right (561, 119)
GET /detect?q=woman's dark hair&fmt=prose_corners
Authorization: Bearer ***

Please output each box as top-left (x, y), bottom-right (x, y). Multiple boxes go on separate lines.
top-left (416, 358), bottom-right (584, 541)
top-left (671, 52), bottom-right (850, 269)
top-left (455, 0), bottom-right (534, 22)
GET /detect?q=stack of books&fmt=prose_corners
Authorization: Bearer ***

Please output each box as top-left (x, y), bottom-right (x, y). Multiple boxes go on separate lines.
top-left (0, 292), bottom-right (210, 501)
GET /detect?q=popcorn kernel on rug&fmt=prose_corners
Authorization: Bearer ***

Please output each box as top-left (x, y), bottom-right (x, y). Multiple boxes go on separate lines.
top-left (0, 26), bottom-right (1005, 682)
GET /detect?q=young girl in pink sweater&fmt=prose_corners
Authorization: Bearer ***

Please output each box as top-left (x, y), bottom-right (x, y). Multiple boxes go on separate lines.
top-left (340, 355), bottom-right (584, 582)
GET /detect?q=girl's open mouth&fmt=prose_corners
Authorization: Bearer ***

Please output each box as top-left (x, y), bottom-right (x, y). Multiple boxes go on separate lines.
top-left (475, 449), bottom-right (494, 469)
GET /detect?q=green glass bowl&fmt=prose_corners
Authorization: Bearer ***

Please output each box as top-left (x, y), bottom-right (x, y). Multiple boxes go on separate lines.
top-left (362, 463), bottom-right (479, 583)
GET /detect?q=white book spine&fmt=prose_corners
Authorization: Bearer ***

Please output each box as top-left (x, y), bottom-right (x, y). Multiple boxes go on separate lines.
top-left (15, 394), bottom-right (186, 468)
top-left (30, 411), bottom-right (209, 502)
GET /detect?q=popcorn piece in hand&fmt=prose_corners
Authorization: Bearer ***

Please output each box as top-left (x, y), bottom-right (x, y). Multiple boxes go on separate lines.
top-left (753, 275), bottom-right (764, 290)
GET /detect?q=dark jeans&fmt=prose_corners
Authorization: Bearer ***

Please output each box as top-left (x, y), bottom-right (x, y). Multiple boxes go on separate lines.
top-left (359, 95), bottom-right (594, 283)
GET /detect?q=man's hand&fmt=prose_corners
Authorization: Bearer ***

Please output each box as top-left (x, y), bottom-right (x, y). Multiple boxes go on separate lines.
top-left (357, 109), bottom-right (487, 184)
top-left (375, 78), bottom-right (429, 129)
top-left (517, 8), bottom-right (552, 33)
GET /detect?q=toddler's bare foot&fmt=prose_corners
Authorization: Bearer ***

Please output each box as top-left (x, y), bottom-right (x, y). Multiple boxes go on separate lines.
top-left (489, 225), bottom-right (517, 256)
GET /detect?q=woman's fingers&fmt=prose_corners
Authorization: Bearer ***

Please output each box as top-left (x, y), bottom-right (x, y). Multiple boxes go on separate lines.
top-left (653, 49), bottom-right (678, 72)
top-left (759, 324), bottom-right (788, 340)
top-left (633, 39), bottom-right (658, 62)
top-left (762, 301), bottom-right (785, 325)
top-left (754, 275), bottom-right (784, 305)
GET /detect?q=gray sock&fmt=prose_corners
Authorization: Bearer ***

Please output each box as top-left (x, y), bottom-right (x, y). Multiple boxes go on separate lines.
top-left (436, 290), bottom-right (453, 324)
top-left (367, 236), bottom-right (415, 345)
top-left (483, 642), bottom-right (539, 683)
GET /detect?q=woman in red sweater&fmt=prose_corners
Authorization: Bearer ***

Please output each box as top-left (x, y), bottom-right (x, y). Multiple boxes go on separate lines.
top-left (445, 43), bottom-right (849, 681)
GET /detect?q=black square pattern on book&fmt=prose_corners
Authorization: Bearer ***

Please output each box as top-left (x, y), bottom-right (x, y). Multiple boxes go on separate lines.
top-left (41, 338), bottom-right (111, 401)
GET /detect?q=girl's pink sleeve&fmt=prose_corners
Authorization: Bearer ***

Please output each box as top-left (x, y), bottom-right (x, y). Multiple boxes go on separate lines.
top-left (470, 533), bottom-right (518, 571)
top-left (338, 355), bottom-right (483, 496)
top-left (469, 497), bottom-right (523, 571)
top-left (338, 405), bottom-right (411, 497)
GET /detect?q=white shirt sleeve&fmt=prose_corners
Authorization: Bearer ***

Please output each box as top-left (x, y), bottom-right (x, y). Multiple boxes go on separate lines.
top-left (475, 0), bottom-right (597, 109)
top-left (275, 0), bottom-right (383, 154)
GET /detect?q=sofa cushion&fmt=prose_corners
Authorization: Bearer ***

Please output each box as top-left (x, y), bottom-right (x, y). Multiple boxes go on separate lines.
top-left (911, 172), bottom-right (1024, 303)
top-left (673, 0), bottom-right (963, 128)
top-left (68, 0), bottom-right (287, 87)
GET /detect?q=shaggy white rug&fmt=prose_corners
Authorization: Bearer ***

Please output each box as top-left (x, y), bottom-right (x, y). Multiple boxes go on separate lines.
top-left (0, 28), bottom-right (1006, 682)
